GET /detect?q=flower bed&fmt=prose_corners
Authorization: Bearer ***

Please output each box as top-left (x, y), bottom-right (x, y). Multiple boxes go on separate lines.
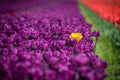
top-left (81, 0), bottom-right (120, 25)
top-left (0, 0), bottom-right (107, 80)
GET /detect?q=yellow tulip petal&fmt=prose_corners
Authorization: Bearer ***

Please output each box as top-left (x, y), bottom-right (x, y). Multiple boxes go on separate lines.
top-left (69, 32), bottom-right (83, 42)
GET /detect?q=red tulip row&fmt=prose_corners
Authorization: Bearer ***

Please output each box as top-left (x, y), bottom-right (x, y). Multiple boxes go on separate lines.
top-left (81, 0), bottom-right (120, 24)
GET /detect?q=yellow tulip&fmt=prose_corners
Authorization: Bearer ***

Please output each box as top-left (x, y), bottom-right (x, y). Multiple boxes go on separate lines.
top-left (69, 32), bottom-right (83, 42)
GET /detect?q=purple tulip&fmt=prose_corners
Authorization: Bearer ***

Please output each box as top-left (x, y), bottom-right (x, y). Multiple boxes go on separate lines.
top-left (0, 0), bottom-right (107, 80)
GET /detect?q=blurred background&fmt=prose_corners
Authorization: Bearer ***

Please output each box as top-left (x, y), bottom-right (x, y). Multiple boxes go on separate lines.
top-left (80, 0), bottom-right (120, 80)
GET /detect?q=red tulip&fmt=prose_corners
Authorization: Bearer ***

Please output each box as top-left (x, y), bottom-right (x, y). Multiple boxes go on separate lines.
top-left (81, 0), bottom-right (120, 25)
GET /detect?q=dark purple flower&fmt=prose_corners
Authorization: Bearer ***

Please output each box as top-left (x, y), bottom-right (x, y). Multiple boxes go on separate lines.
top-left (92, 31), bottom-right (100, 37)
top-left (0, 0), bottom-right (107, 80)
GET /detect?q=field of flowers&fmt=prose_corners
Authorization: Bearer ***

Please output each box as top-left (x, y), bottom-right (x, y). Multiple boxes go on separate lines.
top-left (81, 0), bottom-right (120, 25)
top-left (0, 0), bottom-right (107, 80)
top-left (80, 2), bottom-right (120, 80)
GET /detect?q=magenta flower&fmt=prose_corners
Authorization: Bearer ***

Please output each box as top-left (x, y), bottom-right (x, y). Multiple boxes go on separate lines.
top-left (0, 0), bottom-right (107, 80)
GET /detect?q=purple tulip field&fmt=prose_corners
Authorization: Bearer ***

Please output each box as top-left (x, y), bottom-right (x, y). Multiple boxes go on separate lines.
top-left (0, 0), bottom-right (107, 80)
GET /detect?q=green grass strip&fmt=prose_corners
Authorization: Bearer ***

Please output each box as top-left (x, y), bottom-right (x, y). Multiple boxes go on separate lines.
top-left (79, 3), bottom-right (120, 80)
